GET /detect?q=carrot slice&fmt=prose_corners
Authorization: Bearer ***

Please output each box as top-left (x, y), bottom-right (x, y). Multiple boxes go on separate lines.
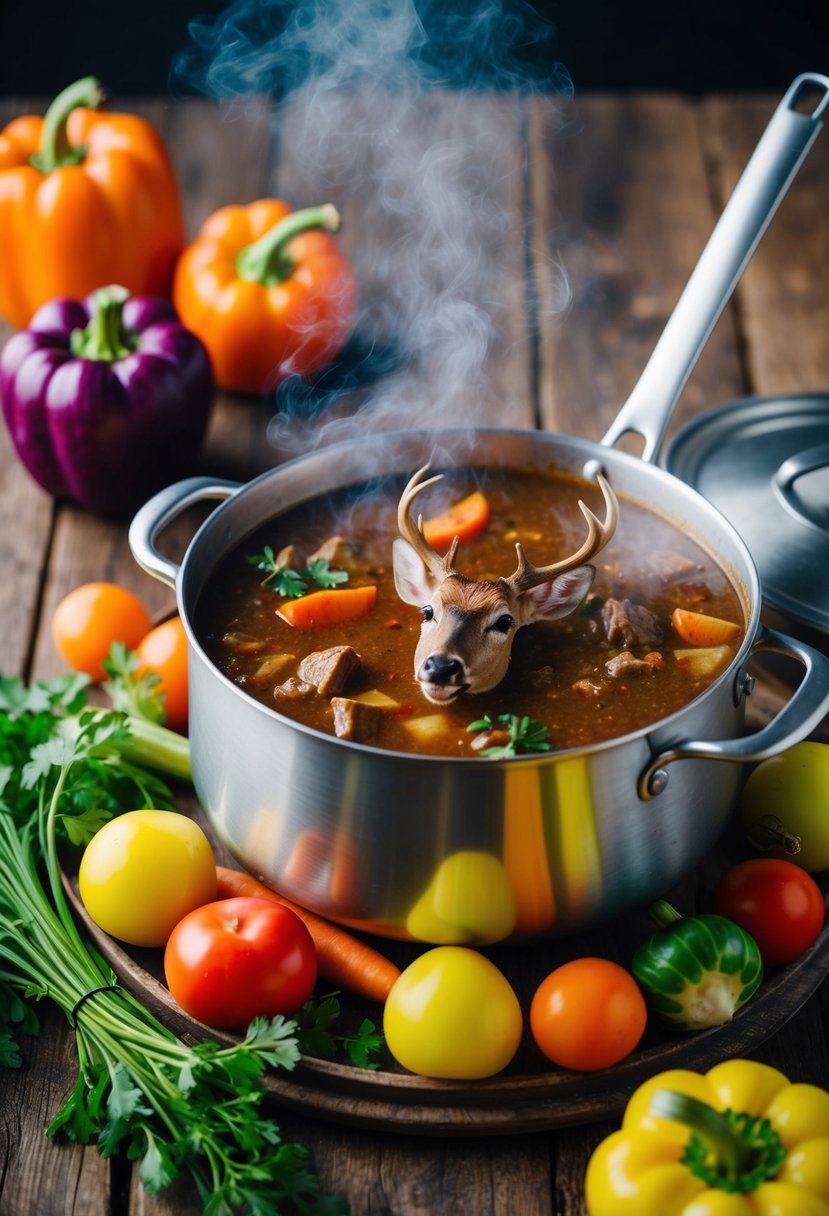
top-left (215, 865), bottom-right (400, 1003)
top-left (277, 585), bottom-right (377, 630)
top-left (672, 607), bottom-right (741, 646)
top-left (422, 490), bottom-right (490, 549)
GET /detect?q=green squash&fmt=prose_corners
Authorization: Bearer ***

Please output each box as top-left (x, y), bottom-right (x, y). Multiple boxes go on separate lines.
top-left (632, 900), bottom-right (763, 1031)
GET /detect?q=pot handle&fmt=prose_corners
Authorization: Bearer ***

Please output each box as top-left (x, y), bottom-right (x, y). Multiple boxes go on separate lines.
top-left (639, 625), bottom-right (829, 799)
top-left (602, 73), bottom-right (829, 464)
top-left (128, 476), bottom-right (240, 589)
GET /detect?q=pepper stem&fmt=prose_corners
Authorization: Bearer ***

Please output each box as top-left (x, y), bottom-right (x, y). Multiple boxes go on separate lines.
top-left (70, 286), bottom-right (137, 363)
top-left (30, 76), bottom-right (106, 173)
top-left (647, 899), bottom-right (684, 930)
top-left (235, 204), bottom-right (341, 287)
top-left (649, 1088), bottom-right (787, 1192)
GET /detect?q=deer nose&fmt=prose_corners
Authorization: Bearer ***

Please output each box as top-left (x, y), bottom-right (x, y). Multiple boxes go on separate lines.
top-left (420, 654), bottom-right (464, 685)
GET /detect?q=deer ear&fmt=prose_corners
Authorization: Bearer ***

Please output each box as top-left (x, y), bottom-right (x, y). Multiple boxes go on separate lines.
top-left (524, 565), bottom-right (595, 622)
top-left (393, 537), bottom-right (441, 606)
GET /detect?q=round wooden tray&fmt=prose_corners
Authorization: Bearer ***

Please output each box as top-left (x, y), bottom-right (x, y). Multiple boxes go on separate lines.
top-left (64, 861), bottom-right (829, 1137)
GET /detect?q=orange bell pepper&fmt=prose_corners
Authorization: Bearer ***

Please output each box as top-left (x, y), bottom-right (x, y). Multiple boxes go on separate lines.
top-left (0, 77), bottom-right (184, 329)
top-left (172, 198), bottom-right (358, 395)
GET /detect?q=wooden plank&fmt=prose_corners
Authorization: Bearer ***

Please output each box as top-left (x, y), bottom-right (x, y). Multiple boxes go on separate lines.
top-left (529, 93), bottom-right (745, 450)
top-left (703, 90), bottom-right (829, 394)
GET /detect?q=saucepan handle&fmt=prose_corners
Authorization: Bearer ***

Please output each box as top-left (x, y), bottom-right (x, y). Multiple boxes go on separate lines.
top-left (638, 625), bottom-right (829, 799)
top-left (128, 476), bottom-right (240, 589)
top-left (602, 73), bottom-right (829, 464)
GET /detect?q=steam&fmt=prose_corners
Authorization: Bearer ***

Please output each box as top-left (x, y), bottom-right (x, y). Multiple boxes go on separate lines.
top-left (172, 0), bottom-right (573, 463)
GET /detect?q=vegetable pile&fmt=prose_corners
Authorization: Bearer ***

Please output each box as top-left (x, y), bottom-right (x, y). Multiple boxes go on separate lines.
top-left (0, 672), bottom-right (345, 1213)
top-left (0, 78), bottom-right (358, 514)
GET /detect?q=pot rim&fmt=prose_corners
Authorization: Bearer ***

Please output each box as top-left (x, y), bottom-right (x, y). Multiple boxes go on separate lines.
top-left (173, 425), bottom-right (765, 764)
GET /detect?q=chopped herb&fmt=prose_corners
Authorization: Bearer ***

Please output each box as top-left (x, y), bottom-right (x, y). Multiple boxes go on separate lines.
top-left (467, 712), bottom-right (552, 758)
top-left (246, 548), bottom-right (349, 598)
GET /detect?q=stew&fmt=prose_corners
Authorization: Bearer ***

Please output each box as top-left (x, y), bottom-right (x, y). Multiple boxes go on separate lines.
top-left (194, 467), bottom-right (745, 757)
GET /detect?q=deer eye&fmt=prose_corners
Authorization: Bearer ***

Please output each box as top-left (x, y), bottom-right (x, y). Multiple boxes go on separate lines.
top-left (490, 613), bottom-right (514, 634)
top-left (421, 605), bottom-right (434, 621)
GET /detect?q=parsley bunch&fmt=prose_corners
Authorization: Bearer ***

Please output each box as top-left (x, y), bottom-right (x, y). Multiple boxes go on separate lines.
top-left (0, 673), bottom-right (345, 1214)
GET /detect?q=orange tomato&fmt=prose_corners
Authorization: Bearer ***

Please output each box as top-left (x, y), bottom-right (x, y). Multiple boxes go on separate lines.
top-left (422, 490), bottom-right (490, 550)
top-left (529, 957), bottom-right (647, 1071)
top-left (52, 582), bottom-right (151, 681)
top-left (135, 616), bottom-right (189, 733)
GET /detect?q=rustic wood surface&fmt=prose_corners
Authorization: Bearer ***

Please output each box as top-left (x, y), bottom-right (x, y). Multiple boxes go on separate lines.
top-left (1, 85), bottom-right (828, 1215)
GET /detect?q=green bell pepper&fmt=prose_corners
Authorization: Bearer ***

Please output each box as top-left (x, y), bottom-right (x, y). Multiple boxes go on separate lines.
top-left (632, 899), bottom-right (763, 1030)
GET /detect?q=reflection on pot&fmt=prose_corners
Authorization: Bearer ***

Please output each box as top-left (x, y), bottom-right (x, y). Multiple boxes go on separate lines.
top-left (503, 765), bottom-right (557, 935)
top-left (406, 850), bottom-right (516, 944)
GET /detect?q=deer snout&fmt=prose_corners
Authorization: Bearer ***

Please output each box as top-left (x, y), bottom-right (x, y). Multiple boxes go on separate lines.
top-left (417, 653), bottom-right (468, 703)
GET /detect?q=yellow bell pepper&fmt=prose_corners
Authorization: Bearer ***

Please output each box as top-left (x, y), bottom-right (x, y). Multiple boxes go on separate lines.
top-left (585, 1059), bottom-right (829, 1215)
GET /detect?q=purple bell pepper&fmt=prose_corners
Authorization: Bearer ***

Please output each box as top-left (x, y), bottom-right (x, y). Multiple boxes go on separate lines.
top-left (0, 285), bottom-right (215, 515)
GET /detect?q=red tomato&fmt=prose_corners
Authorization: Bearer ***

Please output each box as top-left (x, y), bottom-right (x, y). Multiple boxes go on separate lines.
top-left (164, 897), bottom-right (317, 1029)
top-left (713, 859), bottom-right (825, 966)
top-left (135, 615), bottom-right (189, 733)
top-left (529, 958), bottom-right (647, 1071)
top-left (52, 582), bottom-right (151, 681)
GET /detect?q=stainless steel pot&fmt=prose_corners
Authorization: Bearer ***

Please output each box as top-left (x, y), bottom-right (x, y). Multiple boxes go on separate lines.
top-left (129, 75), bottom-right (829, 940)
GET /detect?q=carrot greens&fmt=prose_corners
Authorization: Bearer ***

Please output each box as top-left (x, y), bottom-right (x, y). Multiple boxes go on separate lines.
top-left (0, 670), bottom-right (345, 1214)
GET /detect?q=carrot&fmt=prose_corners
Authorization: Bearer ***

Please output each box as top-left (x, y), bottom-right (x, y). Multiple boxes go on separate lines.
top-left (277, 585), bottom-right (377, 630)
top-left (672, 607), bottom-right (741, 646)
top-left (215, 865), bottom-right (400, 1003)
top-left (422, 490), bottom-right (490, 549)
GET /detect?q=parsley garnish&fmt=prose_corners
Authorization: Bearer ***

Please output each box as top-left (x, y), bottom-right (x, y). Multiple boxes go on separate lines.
top-left (246, 547), bottom-right (349, 598)
top-left (467, 712), bottom-right (552, 757)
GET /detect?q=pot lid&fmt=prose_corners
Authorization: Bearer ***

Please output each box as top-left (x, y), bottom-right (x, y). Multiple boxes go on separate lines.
top-left (664, 394), bottom-right (829, 636)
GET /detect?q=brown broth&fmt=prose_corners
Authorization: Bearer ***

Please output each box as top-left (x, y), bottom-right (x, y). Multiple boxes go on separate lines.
top-left (194, 468), bottom-right (745, 756)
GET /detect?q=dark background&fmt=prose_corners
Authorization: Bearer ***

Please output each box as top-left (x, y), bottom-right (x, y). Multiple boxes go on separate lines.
top-left (2, 0), bottom-right (828, 98)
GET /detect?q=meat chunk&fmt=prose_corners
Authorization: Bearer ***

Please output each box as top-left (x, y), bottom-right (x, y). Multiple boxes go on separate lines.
top-left (307, 535), bottom-right (357, 571)
top-left (330, 697), bottom-right (384, 743)
top-left (274, 677), bottom-right (315, 700)
top-left (275, 544), bottom-right (304, 570)
top-left (470, 728), bottom-right (513, 752)
top-left (601, 598), bottom-right (664, 648)
top-left (297, 645), bottom-right (361, 698)
top-left (605, 649), bottom-right (662, 677)
top-left (648, 550), bottom-right (700, 584)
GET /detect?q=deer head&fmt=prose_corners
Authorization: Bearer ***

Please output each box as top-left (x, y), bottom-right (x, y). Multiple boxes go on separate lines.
top-left (393, 466), bottom-right (619, 704)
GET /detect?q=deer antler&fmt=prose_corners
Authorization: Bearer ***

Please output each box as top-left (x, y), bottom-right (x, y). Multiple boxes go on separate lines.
top-left (397, 465), bottom-right (461, 580)
top-left (503, 472), bottom-right (619, 595)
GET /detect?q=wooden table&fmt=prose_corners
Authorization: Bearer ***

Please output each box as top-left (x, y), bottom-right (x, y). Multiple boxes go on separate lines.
top-left (1, 85), bottom-right (828, 1215)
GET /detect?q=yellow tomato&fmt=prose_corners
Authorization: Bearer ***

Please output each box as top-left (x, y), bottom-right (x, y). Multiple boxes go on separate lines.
top-left (79, 810), bottom-right (216, 947)
top-left (740, 742), bottom-right (829, 873)
top-left (383, 946), bottom-right (522, 1079)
